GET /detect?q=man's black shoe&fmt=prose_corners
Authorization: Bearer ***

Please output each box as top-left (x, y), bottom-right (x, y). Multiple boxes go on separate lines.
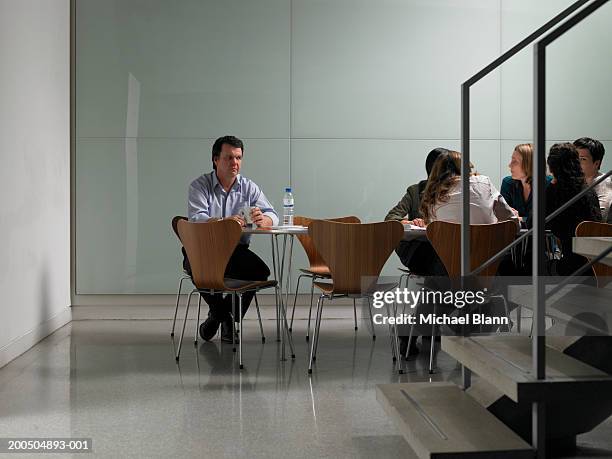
top-left (199, 316), bottom-right (220, 341)
top-left (221, 320), bottom-right (239, 344)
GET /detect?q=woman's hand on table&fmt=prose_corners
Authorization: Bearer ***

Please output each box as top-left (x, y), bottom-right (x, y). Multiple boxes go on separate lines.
top-left (402, 218), bottom-right (425, 227)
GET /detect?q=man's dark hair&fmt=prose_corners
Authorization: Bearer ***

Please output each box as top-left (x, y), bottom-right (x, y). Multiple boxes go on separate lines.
top-left (425, 148), bottom-right (449, 176)
top-left (212, 135), bottom-right (244, 170)
top-left (574, 137), bottom-right (605, 165)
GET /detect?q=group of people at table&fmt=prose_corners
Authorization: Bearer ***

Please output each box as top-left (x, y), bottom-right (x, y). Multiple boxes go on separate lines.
top-left (185, 135), bottom-right (611, 355)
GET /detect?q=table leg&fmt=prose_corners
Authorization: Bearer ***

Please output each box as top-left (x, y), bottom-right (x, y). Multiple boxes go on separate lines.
top-left (279, 234), bottom-right (287, 359)
top-left (270, 235), bottom-right (281, 342)
top-left (282, 236), bottom-right (296, 358)
top-left (273, 234), bottom-right (296, 361)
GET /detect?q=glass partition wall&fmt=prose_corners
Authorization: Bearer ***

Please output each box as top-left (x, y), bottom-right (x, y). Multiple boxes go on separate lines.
top-left (75, 0), bottom-right (612, 294)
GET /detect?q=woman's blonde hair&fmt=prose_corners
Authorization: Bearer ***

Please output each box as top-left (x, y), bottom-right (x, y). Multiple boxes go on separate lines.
top-left (514, 143), bottom-right (533, 184)
top-left (420, 150), bottom-right (471, 223)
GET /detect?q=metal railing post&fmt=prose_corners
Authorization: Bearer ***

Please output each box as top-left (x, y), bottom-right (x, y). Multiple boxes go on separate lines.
top-left (531, 2), bottom-right (610, 456)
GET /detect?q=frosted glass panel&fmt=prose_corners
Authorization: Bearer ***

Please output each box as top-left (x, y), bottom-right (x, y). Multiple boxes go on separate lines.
top-left (76, 0), bottom-right (290, 139)
top-left (290, 139), bottom-right (501, 280)
top-left (75, 0), bottom-right (610, 294)
top-left (292, 0), bottom-right (500, 140)
top-left (501, 0), bottom-right (612, 141)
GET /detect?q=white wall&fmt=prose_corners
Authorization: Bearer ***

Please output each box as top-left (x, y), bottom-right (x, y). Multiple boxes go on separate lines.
top-left (0, 0), bottom-right (71, 367)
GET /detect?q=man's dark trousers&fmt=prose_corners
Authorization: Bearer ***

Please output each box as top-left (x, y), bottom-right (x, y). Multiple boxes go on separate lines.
top-left (184, 244), bottom-right (271, 322)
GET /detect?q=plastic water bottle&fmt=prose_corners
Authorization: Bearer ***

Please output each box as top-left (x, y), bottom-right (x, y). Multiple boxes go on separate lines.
top-left (283, 187), bottom-right (294, 226)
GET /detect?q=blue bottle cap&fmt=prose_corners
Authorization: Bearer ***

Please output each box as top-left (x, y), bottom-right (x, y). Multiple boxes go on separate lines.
top-left (285, 187), bottom-right (292, 192)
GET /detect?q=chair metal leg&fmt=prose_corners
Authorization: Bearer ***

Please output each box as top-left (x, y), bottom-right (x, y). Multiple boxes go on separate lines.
top-left (194, 293), bottom-right (202, 345)
top-left (176, 290), bottom-right (195, 361)
top-left (232, 293), bottom-right (236, 352)
top-left (289, 274), bottom-right (307, 332)
top-left (517, 305), bottom-right (522, 334)
top-left (254, 294), bottom-right (265, 343)
top-left (308, 294), bottom-right (324, 374)
top-left (353, 298), bottom-right (358, 331)
top-left (406, 320), bottom-right (415, 359)
top-left (488, 293), bottom-right (512, 333)
top-left (391, 298), bottom-right (403, 374)
top-left (312, 296), bottom-right (324, 361)
top-left (429, 305), bottom-right (436, 374)
top-left (366, 296), bottom-right (376, 340)
top-left (306, 278), bottom-right (316, 342)
top-left (239, 293), bottom-right (244, 370)
top-left (399, 273), bottom-right (408, 290)
top-left (171, 276), bottom-right (188, 337)
top-left (385, 302), bottom-right (397, 362)
top-left (501, 295), bottom-right (511, 332)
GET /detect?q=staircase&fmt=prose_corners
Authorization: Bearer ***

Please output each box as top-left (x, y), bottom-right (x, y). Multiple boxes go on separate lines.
top-left (377, 0), bottom-right (611, 456)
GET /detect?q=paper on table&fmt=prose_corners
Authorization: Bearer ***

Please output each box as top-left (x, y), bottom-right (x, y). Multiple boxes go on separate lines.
top-left (270, 225), bottom-right (307, 230)
top-left (403, 224), bottom-right (426, 230)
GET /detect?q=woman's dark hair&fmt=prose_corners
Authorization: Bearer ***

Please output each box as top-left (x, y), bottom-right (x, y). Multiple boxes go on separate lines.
top-left (547, 143), bottom-right (585, 192)
top-left (212, 135), bottom-right (244, 170)
top-left (574, 137), bottom-right (605, 164)
top-left (544, 143), bottom-right (602, 256)
top-left (425, 148), bottom-right (449, 176)
top-left (547, 142), bottom-right (599, 214)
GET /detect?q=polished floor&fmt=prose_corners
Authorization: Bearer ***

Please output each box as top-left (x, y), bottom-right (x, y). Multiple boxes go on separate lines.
top-left (1, 319), bottom-right (612, 458)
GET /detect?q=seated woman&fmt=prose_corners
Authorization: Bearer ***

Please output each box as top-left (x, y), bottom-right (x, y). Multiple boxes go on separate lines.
top-left (399, 151), bottom-right (516, 358)
top-left (500, 143), bottom-right (552, 227)
top-left (420, 150), bottom-right (517, 225)
top-left (536, 143), bottom-right (602, 276)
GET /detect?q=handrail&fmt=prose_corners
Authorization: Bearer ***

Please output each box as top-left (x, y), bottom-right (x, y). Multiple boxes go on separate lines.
top-left (532, 0), bottom-right (610, 383)
top-left (531, 1), bottom-right (609, 455)
top-left (545, 245), bottom-right (612, 300)
top-left (466, 0), bottom-right (591, 87)
top-left (460, 0), bottom-right (592, 277)
top-left (469, 169), bottom-right (611, 276)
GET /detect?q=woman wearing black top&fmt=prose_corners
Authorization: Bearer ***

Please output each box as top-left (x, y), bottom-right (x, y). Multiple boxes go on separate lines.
top-left (543, 143), bottom-right (602, 276)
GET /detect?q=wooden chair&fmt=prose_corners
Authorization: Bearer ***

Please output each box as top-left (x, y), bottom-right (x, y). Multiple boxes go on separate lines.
top-left (171, 216), bottom-right (266, 344)
top-left (170, 216), bottom-right (193, 337)
top-left (307, 220), bottom-right (404, 374)
top-left (576, 221), bottom-right (612, 288)
top-left (290, 215), bottom-right (361, 340)
top-left (176, 219), bottom-right (277, 368)
top-left (420, 220), bottom-right (518, 373)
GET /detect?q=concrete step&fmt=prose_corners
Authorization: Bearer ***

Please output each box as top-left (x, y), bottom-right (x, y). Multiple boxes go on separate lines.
top-left (376, 382), bottom-right (534, 459)
top-left (442, 335), bottom-right (612, 403)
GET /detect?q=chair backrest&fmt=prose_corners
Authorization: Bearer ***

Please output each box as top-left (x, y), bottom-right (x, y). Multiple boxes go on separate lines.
top-left (294, 215), bottom-right (360, 270)
top-left (426, 220), bottom-right (518, 278)
top-left (575, 221), bottom-right (612, 288)
top-left (309, 220), bottom-right (404, 294)
top-left (171, 215), bottom-right (188, 241)
top-left (172, 215), bottom-right (191, 274)
top-left (177, 219), bottom-right (242, 290)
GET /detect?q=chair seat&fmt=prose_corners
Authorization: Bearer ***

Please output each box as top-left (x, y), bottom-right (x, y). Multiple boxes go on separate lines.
top-left (299, 266), bottom-right (331, 277)
top-left (313, 281), bottom-right (398, 296)
top-left (223, 278), bottom-right (278, 293)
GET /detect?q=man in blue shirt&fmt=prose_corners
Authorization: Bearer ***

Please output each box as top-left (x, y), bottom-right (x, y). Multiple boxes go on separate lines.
top-left (188, 135), bottom-right (278, 343)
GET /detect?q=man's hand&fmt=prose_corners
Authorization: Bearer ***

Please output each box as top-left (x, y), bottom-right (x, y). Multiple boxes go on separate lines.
top-left (227, 215), bottom-right (246, 227)
top-left (251, 207), bottom-right (272, 227)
